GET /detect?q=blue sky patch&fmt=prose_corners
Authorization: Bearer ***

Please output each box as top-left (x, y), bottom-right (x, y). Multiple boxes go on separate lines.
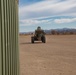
top-left (19, 0), bottom-right (76, 32)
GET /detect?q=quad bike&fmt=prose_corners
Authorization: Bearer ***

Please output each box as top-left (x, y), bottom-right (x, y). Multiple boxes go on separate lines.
top-left (31, 30), bottom-right (46, 43)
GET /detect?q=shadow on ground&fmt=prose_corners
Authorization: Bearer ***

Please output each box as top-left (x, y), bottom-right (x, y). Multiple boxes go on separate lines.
top-left (20, 42), bottom-right (44, 45)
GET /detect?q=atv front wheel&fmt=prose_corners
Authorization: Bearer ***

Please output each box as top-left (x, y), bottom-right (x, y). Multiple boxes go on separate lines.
top-left (42, 36), bottom-right (46, 43)
top-left (31, 37), bottom-right (34, 43)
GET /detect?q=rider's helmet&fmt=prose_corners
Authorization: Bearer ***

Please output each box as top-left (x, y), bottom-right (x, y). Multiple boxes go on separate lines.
top-left (37, 26), bottom-right (41, 30)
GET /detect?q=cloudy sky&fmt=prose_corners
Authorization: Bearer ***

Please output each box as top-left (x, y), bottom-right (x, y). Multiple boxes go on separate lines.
top-left (19, 0), bottom-right (76, 32)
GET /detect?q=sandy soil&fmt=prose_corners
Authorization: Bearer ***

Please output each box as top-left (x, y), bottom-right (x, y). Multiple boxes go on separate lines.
top-left (19, 35), bottom-right (76, 75)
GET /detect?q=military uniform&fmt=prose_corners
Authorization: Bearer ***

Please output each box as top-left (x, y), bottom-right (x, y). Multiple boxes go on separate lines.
top-left (35, 27), bottom-right (45, 37)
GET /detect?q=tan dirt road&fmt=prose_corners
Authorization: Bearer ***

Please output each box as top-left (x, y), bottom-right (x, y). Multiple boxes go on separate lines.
top-left (19, 35), bottom-right (76, 75)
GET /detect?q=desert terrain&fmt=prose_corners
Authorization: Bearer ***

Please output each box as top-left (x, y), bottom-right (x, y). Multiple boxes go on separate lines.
top-left (19, 35), bottom-right (76, 75)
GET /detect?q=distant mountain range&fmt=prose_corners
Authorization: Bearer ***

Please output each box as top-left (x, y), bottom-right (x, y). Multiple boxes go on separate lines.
top-left (44, 28), bottom-right (76, 34)
top-left (20, 28), bottom-right (76, 35)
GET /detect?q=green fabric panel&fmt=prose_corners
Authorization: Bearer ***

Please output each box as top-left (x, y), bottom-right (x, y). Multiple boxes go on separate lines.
top-left (0, 0), bottom-right (19, 75)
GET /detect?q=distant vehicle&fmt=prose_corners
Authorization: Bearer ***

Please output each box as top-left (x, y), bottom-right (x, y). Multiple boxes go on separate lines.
top-left (31, 26), bottom-right (46, 43)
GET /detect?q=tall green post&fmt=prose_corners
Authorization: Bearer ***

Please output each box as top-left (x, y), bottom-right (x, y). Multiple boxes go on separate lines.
top-left (0, 0), bottom-right (19, 75)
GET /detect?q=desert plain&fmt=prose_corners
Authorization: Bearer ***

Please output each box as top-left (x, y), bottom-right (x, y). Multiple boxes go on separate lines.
top-left (19, 35), bottom-right (76, 75)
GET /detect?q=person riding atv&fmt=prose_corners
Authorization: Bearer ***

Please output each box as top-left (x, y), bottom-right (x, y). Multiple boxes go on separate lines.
top-left (31, 26), bottom-right (46, 43)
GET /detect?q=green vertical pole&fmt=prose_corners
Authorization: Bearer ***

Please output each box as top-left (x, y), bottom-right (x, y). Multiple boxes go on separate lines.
top-left (0, 1), bottom-right (2, 74)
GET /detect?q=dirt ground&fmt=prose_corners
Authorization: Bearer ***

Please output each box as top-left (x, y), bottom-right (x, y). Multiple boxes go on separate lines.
top-left (19, 35), bottom-right (76, 75)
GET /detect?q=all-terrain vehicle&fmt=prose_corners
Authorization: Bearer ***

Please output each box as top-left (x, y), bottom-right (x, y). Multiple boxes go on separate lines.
top-left (31, 27), bottom-right (46, 43)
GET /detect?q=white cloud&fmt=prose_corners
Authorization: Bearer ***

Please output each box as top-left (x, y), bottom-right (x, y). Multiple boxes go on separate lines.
top-left (20, 19), bottom-right (51, 26)
top-left (19, 0), bottom-right (76, 29)
top-left (19, 0), bottom-right (76, 19)
top-left (54, 18), bottom-right (76, 24)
